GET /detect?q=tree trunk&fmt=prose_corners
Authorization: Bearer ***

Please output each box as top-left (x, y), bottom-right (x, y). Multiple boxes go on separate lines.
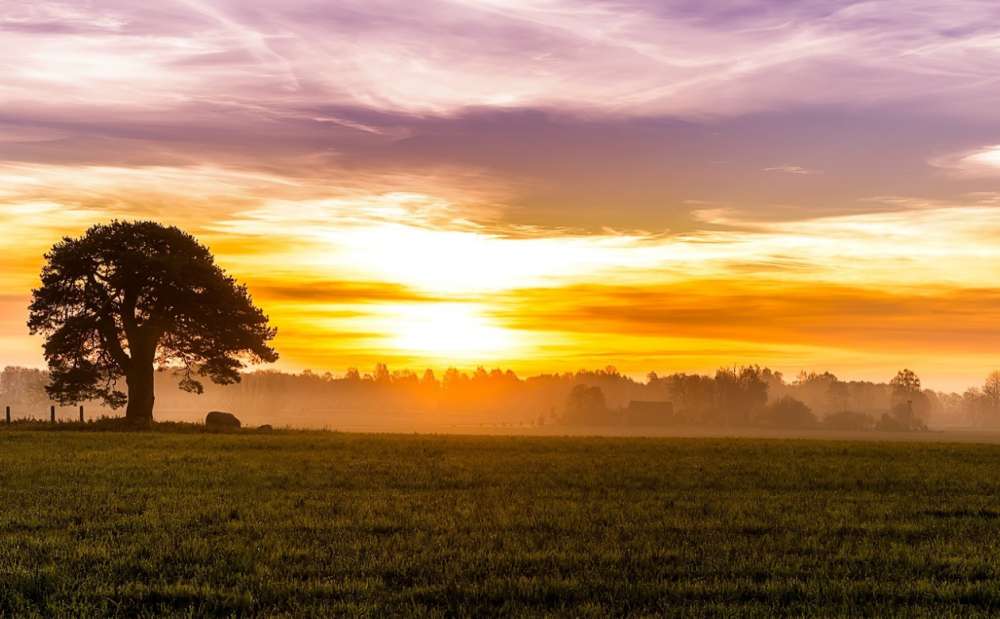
top-left (125, 359), bottom-right (155, 423)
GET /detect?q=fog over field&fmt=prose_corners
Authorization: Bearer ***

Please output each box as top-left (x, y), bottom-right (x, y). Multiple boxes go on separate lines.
top-left (6, 363), bottom-right (1000, 437)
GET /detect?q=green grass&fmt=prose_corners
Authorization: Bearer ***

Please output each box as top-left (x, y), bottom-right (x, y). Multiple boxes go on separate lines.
top-left (3, 430), bottom-right (1000, 617)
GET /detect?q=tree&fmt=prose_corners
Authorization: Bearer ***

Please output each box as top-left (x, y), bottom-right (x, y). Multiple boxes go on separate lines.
top-left (964, 387), bottom-right (991, 426)
top-left (847, 381), bottom-right (882, 414)
top-left (877, 401), bottom-right (928, 432)
top-left (0, 366), bottom-right (49, 408)
top-left (563, 384), bottom-right (609, 425)
top-left (664, 373), bottom-right (715, 423)
top-left (713, 365), bottom-right (769, 426)
top-left (982, 371), bottom-right (1000, 424)
top-left (221, 369), bottom-right (287, 417)
top-left (889, 369), bottom-right (930, 423)
top-left (889, 369), bottom-right (921, 404)
top-left (758, 396), bottom-right (816, 429)
top-left (824, 380), bottom-right (850, 413)
top-left (372, 363), bottom-right (391, 385)
top-left (27, 221), bottom-right (278, 422)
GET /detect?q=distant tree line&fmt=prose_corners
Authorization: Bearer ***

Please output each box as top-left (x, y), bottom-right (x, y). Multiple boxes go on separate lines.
top-left (0, 366), bottom-right (49, 412)
top-left (1, 363), bottom-right (996, 430)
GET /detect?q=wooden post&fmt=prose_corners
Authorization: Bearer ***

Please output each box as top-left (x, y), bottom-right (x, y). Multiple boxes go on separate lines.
top-left (5, 406), bottom-right (9, 424)
top-left (50, 405), bottom-right (55, 423)
top-left (80, 405), bottom-right (85, 423)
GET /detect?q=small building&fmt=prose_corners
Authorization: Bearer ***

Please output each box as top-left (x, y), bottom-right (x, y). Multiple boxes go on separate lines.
top-left (624, 400), bottom-right (675, 426)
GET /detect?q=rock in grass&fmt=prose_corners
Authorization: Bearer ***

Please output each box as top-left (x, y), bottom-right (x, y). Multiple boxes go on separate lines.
top-left (258, 424), bottom-right (273, 431)
top-left (206, 411), bottom-right (241, 428)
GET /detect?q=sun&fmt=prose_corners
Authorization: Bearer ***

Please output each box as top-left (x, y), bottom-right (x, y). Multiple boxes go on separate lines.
top-left (388, 303), bottom-right (519, 359)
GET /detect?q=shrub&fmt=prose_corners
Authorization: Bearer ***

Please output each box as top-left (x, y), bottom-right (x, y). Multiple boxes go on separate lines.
top-left (759, 396), bottom-right (817, 429)
top-left (875, 402), bottom-right (929, 432)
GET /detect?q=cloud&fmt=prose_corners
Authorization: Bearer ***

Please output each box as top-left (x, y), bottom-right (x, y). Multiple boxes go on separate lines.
top-left (497, 281), bottom-right (1000, 355)
top-left (932, 145), bottom-right (1000, 178)
top-left (764, 164), bottom-right (820, 175)
top-left (250, 280), bottom-right (441, 304)
top-left (4, 0), bottom-right (1000, 120)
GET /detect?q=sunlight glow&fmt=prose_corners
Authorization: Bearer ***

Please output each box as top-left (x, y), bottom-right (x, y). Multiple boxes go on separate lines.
top-left (387, 304), bottom-right (520, 359)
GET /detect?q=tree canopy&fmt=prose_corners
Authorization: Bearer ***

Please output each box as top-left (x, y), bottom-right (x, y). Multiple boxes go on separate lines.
top-left (27, 221), bottom-right (278, 421)
top-left (889, 369), bottom-right (922, 404)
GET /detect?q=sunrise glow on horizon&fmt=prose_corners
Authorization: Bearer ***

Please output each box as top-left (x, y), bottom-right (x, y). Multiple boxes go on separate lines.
top-left (4, 1), bottom-right (1000, 390)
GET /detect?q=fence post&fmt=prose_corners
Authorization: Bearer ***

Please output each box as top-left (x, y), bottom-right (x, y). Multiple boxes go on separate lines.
top-left (5, 406), bottom-right (9, 424)
top-left (50, 405), bottom-right (55, 423)
top-left (80, 405), bottom-right (85, 423)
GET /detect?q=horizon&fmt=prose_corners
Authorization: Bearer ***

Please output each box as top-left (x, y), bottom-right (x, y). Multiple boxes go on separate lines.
top-left (0, 356), bottom-right (987, 397)
top-left (5, 1), bottom-right (1000, 393)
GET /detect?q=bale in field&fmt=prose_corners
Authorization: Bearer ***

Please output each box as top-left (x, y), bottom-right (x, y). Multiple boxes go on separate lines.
top-left (206, 411), bottom-right (241, 428)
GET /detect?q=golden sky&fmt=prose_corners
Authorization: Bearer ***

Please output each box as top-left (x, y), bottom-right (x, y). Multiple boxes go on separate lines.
top-left (4, 1), bottom-right (1000, 390)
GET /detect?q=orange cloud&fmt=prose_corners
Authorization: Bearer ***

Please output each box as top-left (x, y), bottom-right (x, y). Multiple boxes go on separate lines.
top-left (496, 282), bottom-right (1000, 353)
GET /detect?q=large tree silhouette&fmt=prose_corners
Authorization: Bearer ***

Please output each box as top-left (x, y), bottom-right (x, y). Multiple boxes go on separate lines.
top-left (28, 221), bottom-right (278, 422)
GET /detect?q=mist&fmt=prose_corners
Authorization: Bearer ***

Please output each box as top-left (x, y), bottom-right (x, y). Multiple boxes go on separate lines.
top-left (3, 363), bottom-right (996, 435)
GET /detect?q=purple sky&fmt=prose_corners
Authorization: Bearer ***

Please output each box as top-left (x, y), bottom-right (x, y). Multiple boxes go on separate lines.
top-left (4, 0), bottom-right (1000, 228)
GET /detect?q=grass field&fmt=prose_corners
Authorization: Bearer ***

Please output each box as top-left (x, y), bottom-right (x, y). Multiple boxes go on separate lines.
top-left (4, 430), bottom-right (1000, 617)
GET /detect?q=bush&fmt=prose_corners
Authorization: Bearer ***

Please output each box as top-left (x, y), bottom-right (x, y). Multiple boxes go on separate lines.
top-left (822, 411), bottom-right (875, 431)
top-left (758, 397), bottom-right (817, 429)
top-left (875, 402), bottom-right (928, 432)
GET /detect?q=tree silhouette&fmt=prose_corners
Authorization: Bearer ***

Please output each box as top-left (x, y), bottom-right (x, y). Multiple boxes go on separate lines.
top-left (563, 384), bottom-right (609, 425)
top-left (713, 365), bottom-right (768, 426)
top-left (759, 396), bottom-right (816, 429)
top-left (889, 369), bottom-right (921, 404)
top-left (824, 380), bottom-right (850, 412)
top-left (982, 371), bottom-right (1000, 423)
top-left (888, 368), bottom-right (931, 425)
top-left (27, 221), bottom-right (278, 422)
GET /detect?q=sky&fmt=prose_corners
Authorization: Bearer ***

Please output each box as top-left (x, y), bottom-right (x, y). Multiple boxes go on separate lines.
top-left (3, 0), bottom-right (1000, 390)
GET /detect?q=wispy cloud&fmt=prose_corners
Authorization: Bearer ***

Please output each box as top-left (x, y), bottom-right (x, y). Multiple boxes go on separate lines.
top-left (931, 145), bottom-right (1000, 178)
top-left (4, 0), bottom-right (1000, 118)
top-left (764, 164), bottom-right (820, 175)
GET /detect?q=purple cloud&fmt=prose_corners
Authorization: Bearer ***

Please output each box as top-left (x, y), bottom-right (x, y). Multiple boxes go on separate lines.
top-left (2, 0), bottom-right (1000, 233)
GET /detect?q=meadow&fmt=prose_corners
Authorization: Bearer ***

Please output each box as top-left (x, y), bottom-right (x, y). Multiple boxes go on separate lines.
top-left (3, 428), bottom-right (1000, 617)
